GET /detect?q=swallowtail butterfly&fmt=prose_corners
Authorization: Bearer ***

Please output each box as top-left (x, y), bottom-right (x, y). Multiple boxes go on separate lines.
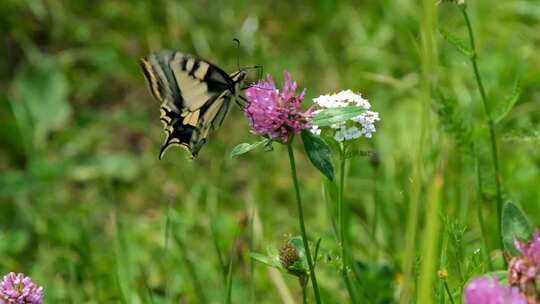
top-left (140, 50), bottom-right (246, 159)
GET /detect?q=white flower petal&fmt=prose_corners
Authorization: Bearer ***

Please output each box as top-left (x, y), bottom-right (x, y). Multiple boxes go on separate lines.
top-left (310, 125), bottom-right (321, 135)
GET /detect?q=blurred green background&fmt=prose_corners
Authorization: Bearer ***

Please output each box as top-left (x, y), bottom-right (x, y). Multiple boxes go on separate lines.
top-left (1, 0), bottom-right (539, 303)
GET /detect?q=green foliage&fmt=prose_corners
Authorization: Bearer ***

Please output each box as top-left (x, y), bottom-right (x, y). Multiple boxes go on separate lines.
top-left (502, 202), bottom-right (532, 256)
top-left (432, 89), bottom-right (472, 151)
top-left (354, 261), bottom-right (397, 303)
top-left (300, 130), bottom-right (334, 181)
top-left (443, 219), bottom-right (467, 287)
top-left (230, 138), bottom-right (269, 157)
top-left (440, 29), bottom-right (473, 58)
top-left (250, 237), bottom-right (310, 275)
top-left (492, 81), bottom-right (522, 124)
top-left (311, 106), bottom-right (366, 127)
top-left (250, 252), bottom-right (281, 269)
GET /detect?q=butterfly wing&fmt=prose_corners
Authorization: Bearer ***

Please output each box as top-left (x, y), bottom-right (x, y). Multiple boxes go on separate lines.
top-left (140, 50), bottom-right (238, 159)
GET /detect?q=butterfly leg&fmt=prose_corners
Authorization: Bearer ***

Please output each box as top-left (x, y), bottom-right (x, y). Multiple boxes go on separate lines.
top-left (235, 95), bottom-right (247, 108)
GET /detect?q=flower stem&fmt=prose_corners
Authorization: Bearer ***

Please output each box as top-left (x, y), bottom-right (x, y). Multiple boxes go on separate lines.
top-left (338, 145), bottom-right (346, 250)
top-left (443, 280), bottom-right (456, 304)
top-left (400, 0), bottom-right (435, 301)
top-left (371, 156), bottom-right (380, 260)
top-left (461, 6), bottom-right (504, 253)
top-left (287, 143), bottom-right (322, 304)
top-left (337, 144), bottom-right (358, 303)
top-left (474, 145), bottom-right (494, 271)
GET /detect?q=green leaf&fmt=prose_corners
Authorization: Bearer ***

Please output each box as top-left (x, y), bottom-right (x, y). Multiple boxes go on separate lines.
top-left (493, 81), bottom-right (521, 123)
top-left (263, 139), bottom-right (274, 152)
top-left (502, 202), bottom-right (532, 256)
top-left (249, 252), bottom-right (281, 269)
top-left (301, 130), bottom-right (334, 181)
top-left (230, 139), bottom-right (268, 157)
top-left (288, 237), bottom-right (306, 258)
top-left (311, 106), bottom-right (366, 127)
top-left (313, 238), bottom-right (322, 268)
top-left (501, 129), bottom-right (540, 143)
top-left (440, 29), bottom-right (474, 58)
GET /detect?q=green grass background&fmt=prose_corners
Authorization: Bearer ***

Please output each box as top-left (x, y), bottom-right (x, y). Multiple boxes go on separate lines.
top-left (1, 0), bottom-right (539, 303)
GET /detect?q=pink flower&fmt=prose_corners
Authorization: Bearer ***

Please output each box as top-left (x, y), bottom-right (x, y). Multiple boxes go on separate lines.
top-left (508, 230), bottom-right (540, 303)
top-left (515, 230), bottom-right (540, 267)
top-left (464, 277), bottom-right (526, 304)
top-left (0, 272), bottom-right (43, 304)
top-left (244, 71), bottom-right (313, 143)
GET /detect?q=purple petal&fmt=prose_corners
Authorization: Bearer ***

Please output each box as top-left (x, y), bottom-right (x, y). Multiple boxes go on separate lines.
top-left (464, 277), bottom-right (527, 304)
top-left (243, 71), bottom-right (311, 143)
top-left (0, 272), bottom-right (43, 304)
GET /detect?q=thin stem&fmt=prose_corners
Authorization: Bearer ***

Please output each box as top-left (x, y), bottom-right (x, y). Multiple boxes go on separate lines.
top-left (417, 175), bottom-right (443, 304)
top-left (474, 145), bottom-right (494, 271)
top-left (400, 0), bottom-right (435, 301)
top-left (337, 144), bottom-right (358, 303)
top-left (342, 274), bottom-right (356, 304)
top-left (338, 144), bottom-right (347, 262)
top-left (372, 161), bottom-right (379, 259)
top-left (225, 256), bottom-right (234, 304)
top-left (287, 143), bottom-right (322, 304)
top-left (443, 280), bottom-right (456, 304)
top-left (461, 6), bottom-right (504, 253)
top-left (338, 144), bottom-right (346, 246)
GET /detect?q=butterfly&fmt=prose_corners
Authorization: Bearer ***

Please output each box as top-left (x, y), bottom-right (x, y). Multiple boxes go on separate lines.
top-left (140, 50), bottom-right (246, 159)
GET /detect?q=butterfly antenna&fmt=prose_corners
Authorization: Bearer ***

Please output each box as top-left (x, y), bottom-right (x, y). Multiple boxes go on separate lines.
top-left (233, 38), bottom-right (241, 71)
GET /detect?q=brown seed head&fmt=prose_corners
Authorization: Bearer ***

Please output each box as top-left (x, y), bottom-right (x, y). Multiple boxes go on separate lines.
top-left (279, 244), bottom-right (300, 269)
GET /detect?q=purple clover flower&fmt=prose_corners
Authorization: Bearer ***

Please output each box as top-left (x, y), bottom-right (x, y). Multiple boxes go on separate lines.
top-left (464, 276), bottom-right (527, 304)
top-left (508, 230), bottom-right (540, 303)
top-left (0, 272), bottom-right (43, 304)
top-left (244, 71), bottom-right (313, 143)
top-left (515, 230), bottom-right (540, 267)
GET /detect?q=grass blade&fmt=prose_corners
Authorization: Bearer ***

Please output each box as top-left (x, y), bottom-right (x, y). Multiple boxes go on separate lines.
top-left (225, 254), bottom-right (234, 304)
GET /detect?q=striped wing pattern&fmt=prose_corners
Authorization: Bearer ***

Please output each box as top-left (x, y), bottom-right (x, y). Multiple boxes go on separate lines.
top-left (140, 50), bottom-right (240, 159)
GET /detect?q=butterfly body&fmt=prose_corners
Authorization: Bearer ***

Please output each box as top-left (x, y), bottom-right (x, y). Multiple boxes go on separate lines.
top-left (140, 50), bottom-right (246, 159)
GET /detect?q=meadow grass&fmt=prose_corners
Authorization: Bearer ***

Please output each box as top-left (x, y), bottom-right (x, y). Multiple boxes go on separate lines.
top-left (1, 0), bottom-right (539, 303)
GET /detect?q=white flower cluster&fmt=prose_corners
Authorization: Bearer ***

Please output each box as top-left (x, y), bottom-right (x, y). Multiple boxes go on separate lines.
top-left (311, 90), bottom-right (380, 142)
top-left (313, 89), bottom-right (371, 109)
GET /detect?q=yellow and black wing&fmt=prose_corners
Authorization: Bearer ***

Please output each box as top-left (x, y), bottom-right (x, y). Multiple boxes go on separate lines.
top-left (140, 50), bottom-right (245, 159)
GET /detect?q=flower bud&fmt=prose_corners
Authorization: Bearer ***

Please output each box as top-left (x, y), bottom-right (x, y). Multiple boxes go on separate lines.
top-left (279, 244), bottom-right (300, 269)
top-left (438, 269), bottom-right (448, 280)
